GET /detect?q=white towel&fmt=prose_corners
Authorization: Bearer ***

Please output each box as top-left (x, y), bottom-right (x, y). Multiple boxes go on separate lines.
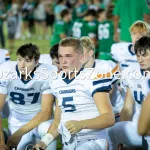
top-left (58, 122), bottom-right (77, 150)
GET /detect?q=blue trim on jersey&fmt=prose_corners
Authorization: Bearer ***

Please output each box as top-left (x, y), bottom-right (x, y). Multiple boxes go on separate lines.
top-left (62, 67), bottom-right (84, 84)
top-left (121, 64), bottom-right (128, 68)
top-left (93, 78), bottom-right (112, 86)
top-left (112, 79), bottom-right (118, 84)
top-left (148, 79), bottom-right (150, 89)
top-left (5, 58), bottom-right (10, 61)
top-left (92, 61), bottom-right (96, 68)
top-left (92, 85), bottom-right (111, 97)
top-left (140, 69), bottom-right (144, 76)
top-left (16, 65), bottom-right (35, 84)
top-left (128, 44), bottom-right (135, 56)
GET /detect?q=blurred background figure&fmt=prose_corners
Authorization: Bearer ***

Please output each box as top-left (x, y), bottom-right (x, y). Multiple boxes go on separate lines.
top-left (89, 0), bottom-right (105, 10)
top-left (21, 0), bottom-right (35, 40)
top-left (50, 9), bottom-right (72, 46)
top-left (7, 9), bottom-right (17, 53)
top-left (44, 3), bottom-right (55, 39)
top-left (34, 0), bottom-right (46, 39)
top-left (113, 0), bottom-right (150, 42)
top-left (0, 0), bottom-right (6, 48)
top-left (54, 0), bottom-right (67, 21)
top-left (96, 8), bottom-right (115, 60)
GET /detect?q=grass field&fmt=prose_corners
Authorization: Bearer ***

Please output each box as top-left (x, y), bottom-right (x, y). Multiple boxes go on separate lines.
top-left (2, 29), bottom-right (62, 149)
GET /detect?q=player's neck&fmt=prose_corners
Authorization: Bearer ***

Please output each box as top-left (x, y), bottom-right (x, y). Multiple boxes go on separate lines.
top-left (84, 58), bottom-right (95, 68)
top-left (21, 75), bottom-right (31, 80)
top-left (67, 66), bottom-right (82, 79)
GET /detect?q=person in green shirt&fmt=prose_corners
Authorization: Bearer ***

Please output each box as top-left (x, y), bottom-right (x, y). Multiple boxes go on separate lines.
top-left (82, 9), bottom-right (97, 44)
top-left (97, 8), bottom-right (115, 60)
top-left (72, 9), bottom-right (97, 40)
top-left (0, 0), bottom-right (5, 48)
top-left (113, 0), bottom-right (150, 42)
top-left (50, 9), bottom-right (72, 47)
top-left (72, 0), bottom-right (88, 21)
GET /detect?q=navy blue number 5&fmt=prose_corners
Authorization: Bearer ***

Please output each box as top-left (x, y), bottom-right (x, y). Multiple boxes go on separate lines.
top-left (62, 97), bottom-right (76, 112)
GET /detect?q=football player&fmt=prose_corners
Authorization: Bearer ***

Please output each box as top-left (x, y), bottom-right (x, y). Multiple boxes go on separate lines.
top-left (33, 37), bottom-right (115, 150)
top-left (0, 43), bottom-right (56, 149)
top-left (80, 36), bottom-right (123, 120)
top-left (107, 36), bottom-right (150, 149)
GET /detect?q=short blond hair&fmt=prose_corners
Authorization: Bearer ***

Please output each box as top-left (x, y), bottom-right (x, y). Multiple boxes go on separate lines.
top-left (59, 37), bottom-right (83, 54)
top-left (129, 20), bottom-right (150, 35)
top-left (80, 36), bottom-right (95, 53)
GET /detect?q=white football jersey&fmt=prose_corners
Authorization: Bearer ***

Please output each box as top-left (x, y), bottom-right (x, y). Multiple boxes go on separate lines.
top-left (94, 59), bottom-right (123, 114)
top-left (0, 49), bottom-right (10, 64)
top-left (49, 67), bottom-right (114, 140)
top-left (122, 64), bottom-right (150, 123)
top-left (111, 42), bottom-right (138, 70)
top-left (39, 54), bottom-right (52, 65)
top-left (0, 61), bottom-right (54, 116)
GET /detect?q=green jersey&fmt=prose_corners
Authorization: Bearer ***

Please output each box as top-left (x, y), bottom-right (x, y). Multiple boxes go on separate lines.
top-left (97, 20), bottom-right (115, 60)
top-left (82, 20), bottom-right (97, 38)
top-left (72, 19), bottom-right (97, 38)
top-left (50, 20), bottom-right (69, 46)
top-left (72, 19), bottom-right (84, 38)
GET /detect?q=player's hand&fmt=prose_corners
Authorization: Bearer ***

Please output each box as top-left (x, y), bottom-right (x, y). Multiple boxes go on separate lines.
top-left (65, 120), bottom-right (84, 134)
top-left (32, 141), bottom-right (47, 150)
top-left (7, 131), bottom-right (23, 149)
top-left (0, 144), bottom-right (8, 150)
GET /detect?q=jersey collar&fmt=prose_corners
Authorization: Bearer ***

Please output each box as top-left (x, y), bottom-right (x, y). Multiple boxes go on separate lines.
top-left (128, 44), bottom-right (135, 56)
top-left (92, 61), bottom-right (96, 68)
top-left (16, 65), bottom-right (36, 84)
top-left (62, 67), bottom-right (84, 84)
top-left (140, 68), bottom-right (150, 77)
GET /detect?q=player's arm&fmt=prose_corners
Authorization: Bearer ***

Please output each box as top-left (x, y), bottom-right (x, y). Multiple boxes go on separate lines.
top-left (144, 14), bottom-right (150, 24)
top-left (138, 94), bottom-right (150, 135)
top-left (33, 99), bottom-right (61, 150)
top-left (20, 93), bottom-right (54, 132)
top-left (81, 92), bottom-right (115, 129)
top-left (7, 93), bottom-right (55, 148)
top-left (113, 15), bottom-right (120, 42)
top-left (120, 87), bottom-right (135, 121)
top-left (0, 94), bottom-right (7, 150)
top-left (113, 0), bottom-right (120, 42)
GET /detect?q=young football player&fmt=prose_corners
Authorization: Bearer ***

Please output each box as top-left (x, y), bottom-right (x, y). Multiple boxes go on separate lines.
top-left (97, 8), bottom-right (115, 60)
top-left (111, 20), bottom-right (150, 99)
top-left (80, 36), bottom-right (123, 120)
top-left (33, 37), bottom-right (115, 150)
top-left (107, 36), bottom-right (150, 149)
top-left (0, 43), bottom-right (56, 150)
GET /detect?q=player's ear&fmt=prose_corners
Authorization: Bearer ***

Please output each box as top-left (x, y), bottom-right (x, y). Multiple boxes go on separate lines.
top-left (89, 50), bottom-right (94, 57)
top-left (35, 61), bottom-right (39, 66)
top-left (79, 54), bottom-right (84, 63)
